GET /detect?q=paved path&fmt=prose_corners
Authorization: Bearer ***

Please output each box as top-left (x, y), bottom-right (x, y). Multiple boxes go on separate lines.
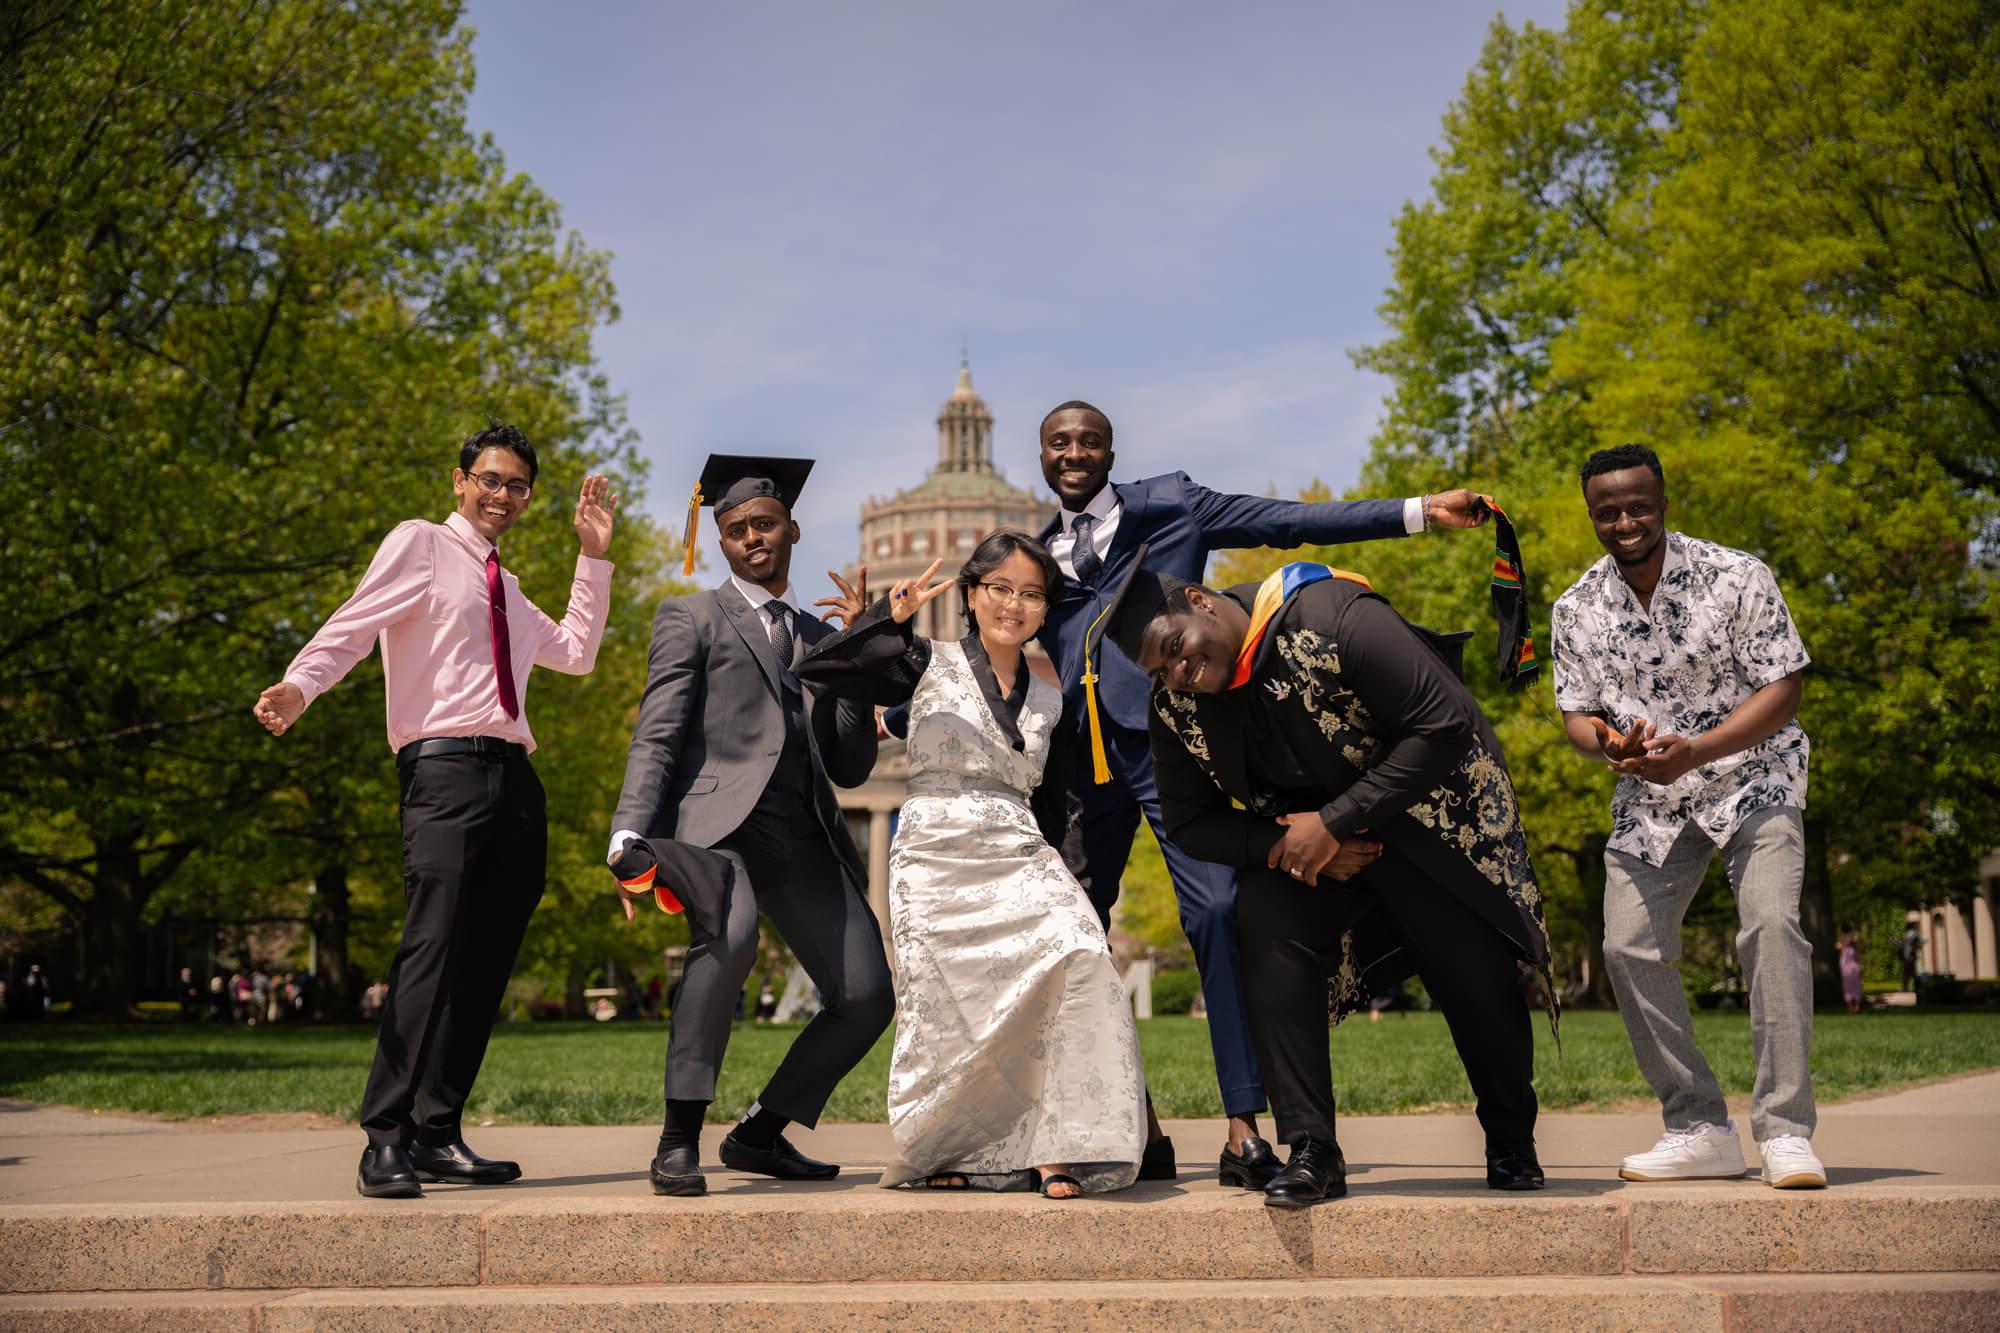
top-left (3, 1070), bottom-right (1995, 1206)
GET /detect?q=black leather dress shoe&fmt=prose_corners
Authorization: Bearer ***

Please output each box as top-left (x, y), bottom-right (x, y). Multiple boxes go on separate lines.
top-left (409, 1141), bottom-right (522, 1185)
top-left (1486, 1142), bottom-right (1545, 1191)
top-left (650, 1145), bottom-right (707, 1196)
top-left (1263, 1138), bottom-right (1347, 1209)
top-left (356, 1144), bottom-right (422, 1199)
top-left (1138, 1135), bottom-right (1176, 1182)
top-left (1218, 1135), bottom-right (1283, 1190)
top-left (718, 1131), bottom-right (839, 1181)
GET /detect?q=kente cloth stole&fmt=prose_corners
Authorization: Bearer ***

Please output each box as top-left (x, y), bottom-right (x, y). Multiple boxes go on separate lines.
top-left (1229, 562), bottom-right (1373, 689)
top-left (1482, 499), bottom-right (1539, 691)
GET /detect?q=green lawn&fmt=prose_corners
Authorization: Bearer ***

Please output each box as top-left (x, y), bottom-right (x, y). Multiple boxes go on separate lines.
top-left (1, 1011), bottom-right (1994, 1125)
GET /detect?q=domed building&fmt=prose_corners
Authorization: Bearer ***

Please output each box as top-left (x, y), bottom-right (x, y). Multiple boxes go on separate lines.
top-left (850, 357), bottom-right (1056, 640)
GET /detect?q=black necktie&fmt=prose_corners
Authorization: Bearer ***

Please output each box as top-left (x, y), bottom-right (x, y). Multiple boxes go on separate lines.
top-left (1070, 513), bottom-right (1102, 583)
top-left (767, 602), bottom-right (795, 670)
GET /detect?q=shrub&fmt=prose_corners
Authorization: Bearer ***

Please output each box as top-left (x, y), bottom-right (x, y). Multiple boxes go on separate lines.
top-left (1151, 968), bottom-right (1203, 1016)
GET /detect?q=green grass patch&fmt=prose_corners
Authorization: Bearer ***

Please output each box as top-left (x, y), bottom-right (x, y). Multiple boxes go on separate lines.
top-left (1, 1010), bottom-right (1994, 1125)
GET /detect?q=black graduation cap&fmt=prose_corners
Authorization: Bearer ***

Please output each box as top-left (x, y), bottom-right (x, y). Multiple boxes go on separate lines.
top-left (611, 837), bottom-right (733, 938)
top-left (681, 453), bottom-right (815, 574)
top-left (1078, 544), bottom-right (1188, 783)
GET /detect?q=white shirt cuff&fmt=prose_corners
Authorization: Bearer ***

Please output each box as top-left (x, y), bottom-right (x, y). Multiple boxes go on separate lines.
top-left (608, 829), bottom-right (643, 865)
top-left (1403, 496), bottom-right (1426, 535)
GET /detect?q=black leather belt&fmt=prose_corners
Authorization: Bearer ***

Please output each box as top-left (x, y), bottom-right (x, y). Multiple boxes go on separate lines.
top-left (396, 736), bottom-right (527, 765)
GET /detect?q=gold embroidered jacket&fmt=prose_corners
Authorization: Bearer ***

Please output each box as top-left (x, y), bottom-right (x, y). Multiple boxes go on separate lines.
top-left (1147, 577), bottom-right (1553, 1025)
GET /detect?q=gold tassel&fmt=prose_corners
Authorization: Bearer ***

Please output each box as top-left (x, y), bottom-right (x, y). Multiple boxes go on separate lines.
top-left (681, 482), bottom-right (703, 575)
top-left (1082, 665), bottom-right (1111, 784)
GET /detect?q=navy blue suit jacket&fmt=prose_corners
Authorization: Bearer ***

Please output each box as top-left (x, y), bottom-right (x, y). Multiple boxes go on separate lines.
top-left (1037, 473), bottom-right (1408, 735)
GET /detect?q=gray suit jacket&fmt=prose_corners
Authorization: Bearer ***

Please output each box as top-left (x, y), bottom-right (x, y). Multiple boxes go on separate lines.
top-left (612, 581), bottom-right (877, 885)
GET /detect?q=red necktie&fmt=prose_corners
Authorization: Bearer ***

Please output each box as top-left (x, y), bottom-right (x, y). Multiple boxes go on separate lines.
top-left (486, 549), bottom-right (519, 719)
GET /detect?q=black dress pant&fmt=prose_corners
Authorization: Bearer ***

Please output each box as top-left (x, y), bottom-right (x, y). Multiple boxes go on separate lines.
top-left (1236, 847), bottom-right (1537, 1150)
top-left (359, 750), bottom-right (546, 1147)
top-left (663, 790), bottom-right (894, 1127)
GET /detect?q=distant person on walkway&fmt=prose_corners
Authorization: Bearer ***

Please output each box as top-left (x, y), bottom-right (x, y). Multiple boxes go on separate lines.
top-left (801, 536), bottom-right (1147, 1199)
top-left (177, 968), bottom-right (201, 1021)
top-left (1106, 552), bottom-right (1552, 1207)
top-left (12, 964), bottom-right (50, 1021)
top-left (1551, 442), bottom-right (1825, 1190)
top-left (608, 455), bottom-right (891, 1198)
top-left (208, 974), bottom-right (230, 1023)
top-left (1899, 922), bottom-right (1923, 992)
top-left (254, 423), bottom-right (618, 1199)
top-left (1838, 923), bottom-right (1865, 1014)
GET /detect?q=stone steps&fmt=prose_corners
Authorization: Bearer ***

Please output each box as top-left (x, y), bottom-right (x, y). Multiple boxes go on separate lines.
top-left (3, 1185), bottom-right (1996, 1293)
top-left (4, 1274), bottom-right (1996, 1331)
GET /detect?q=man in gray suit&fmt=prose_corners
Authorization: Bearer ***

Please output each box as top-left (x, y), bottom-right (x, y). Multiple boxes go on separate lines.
top-left (609, 454), bottom-right (892, 1196)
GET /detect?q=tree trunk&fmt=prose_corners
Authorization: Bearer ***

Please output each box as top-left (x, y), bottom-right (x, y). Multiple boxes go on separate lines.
top-left (311, 861), bottom-right (352, 1022)
top-left (1571, 837), bottom-right (1616, 1007)
top-left (76, 836), bottom-right (145, 1018)
top-left (564, 964), bottom-right (587, 1020)
top-left (1800, 816), bottom-right (1842, 1009)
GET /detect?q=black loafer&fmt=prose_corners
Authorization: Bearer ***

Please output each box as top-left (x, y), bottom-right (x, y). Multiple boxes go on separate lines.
top-left (356, 1144), bottom-right (422, 1199)
top-left (718, 1131), bottom-right (839, 1181)
top-left (650, 1145), bottom-right (707, 1196)
top-left (1138, 1135), bottom-right (1176, 1182)
top-left (1218, 1135), bottom-right (1283, 1190)
top-left (1486, 1142), bottom-right (1545, 1191)
top-left (1263, 1138), bottom-right (1347, 1209)
top-left (409, 1140), bottom-right (522, 1185)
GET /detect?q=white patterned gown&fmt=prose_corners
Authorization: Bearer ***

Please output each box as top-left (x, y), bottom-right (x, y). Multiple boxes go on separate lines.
top-left (876, 639), bottom-right (1145, 1191)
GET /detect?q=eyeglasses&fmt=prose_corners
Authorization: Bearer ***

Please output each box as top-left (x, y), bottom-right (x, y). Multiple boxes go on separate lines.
top-left (468, 471), bottom-right (532, 501)
top-left (977, 582), bottom-right (1048, 609)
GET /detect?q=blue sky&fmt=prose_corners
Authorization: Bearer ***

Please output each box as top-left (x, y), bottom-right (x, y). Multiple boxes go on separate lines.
top-left (464, 0), bottom-right (1571, 589)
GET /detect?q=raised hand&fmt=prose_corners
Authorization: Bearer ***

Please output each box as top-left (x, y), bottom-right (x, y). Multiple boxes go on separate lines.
top-left (574, 473), bottom-right (619, 558)
top-left (1426, 488), bottom-right (1494, 530)
top-left (813, 567), bottom-right (870, 628)
top-left (252, 682), bottom-right (305, 737)
top-left (887, 558), bottom-right (953, 625)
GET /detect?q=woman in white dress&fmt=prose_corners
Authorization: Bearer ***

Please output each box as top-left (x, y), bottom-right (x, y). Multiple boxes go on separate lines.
top-left (799, 532), bottom-right (1146, 1198)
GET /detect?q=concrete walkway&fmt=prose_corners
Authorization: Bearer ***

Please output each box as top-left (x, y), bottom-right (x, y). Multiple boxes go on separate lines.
top-left (4, 1069), bottom-right (1996, 1206)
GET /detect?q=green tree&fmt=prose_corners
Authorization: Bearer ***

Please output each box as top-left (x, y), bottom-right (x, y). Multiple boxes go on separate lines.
top-left (0, 0), bottom-right (638, 1014)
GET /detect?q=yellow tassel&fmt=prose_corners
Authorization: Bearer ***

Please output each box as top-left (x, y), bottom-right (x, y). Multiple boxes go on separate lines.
top-left (681, 482), bottom-right (702, 575)
top-left (1082, 666), bottom-right (1111, 784)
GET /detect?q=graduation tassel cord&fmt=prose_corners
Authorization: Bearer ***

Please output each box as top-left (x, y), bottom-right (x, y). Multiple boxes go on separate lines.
top-left (682, 482), bottom-right (703, 576)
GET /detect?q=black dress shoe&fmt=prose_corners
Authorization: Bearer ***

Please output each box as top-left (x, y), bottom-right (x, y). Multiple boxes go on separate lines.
top-left (718, 1131), bottom-right (839, 1181)
top-left (1486, 1142), bottom-right (1545, 1191)
top-left (409, 1140), bottom-right (522, 1185)
top-left (1263, 1138), bottom-right (1347, 1209)
top-left (650, 1145), bottom-right (707, 1196)
top-left (356, 1144), bottom-right (422, 1199)
top-left (1138, 1135), bottom-right (1176, 1182)
top-left (1218, 1135), bottom-right (1283, 1190)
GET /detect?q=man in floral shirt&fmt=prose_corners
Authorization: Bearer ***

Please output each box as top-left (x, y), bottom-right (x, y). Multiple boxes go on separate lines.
top-left (1551, 443), bottom-right (1825, 1190)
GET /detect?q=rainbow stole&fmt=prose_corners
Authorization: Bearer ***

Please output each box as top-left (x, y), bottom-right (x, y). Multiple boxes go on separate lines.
top-left (1485, 500), bottom-right (1538, 676)
top-left (1230, 562), bottom-right (1373, 689)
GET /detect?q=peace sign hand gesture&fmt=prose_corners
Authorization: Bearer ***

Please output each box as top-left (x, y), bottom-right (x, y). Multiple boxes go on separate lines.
top-left (888, 559), bottom-right (954, 625)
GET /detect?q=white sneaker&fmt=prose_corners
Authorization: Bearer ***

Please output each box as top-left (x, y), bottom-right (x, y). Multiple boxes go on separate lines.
top-left (1759, 1135), bottom-right (1827, 1189)
top-left (1618, 1121), bottom-right (1749, 1181)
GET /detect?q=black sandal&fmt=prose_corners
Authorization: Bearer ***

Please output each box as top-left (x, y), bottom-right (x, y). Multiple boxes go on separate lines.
top-left (1034, 1170), bottom-right (1083, 1199)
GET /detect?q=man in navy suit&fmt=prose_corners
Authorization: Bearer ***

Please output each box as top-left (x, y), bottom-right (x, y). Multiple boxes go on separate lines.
top-left (1034, 399), bottom-right (1491, 1187)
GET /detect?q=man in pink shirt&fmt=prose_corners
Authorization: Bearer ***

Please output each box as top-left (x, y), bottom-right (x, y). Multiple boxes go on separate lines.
top-left (254, 424), bottom-right (617, 1198)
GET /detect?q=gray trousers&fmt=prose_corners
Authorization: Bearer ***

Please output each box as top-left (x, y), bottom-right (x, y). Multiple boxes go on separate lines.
top-left (664, 793), bottom-right (894, 1127)
top-left (1603, 805), bottom-right (1816, 1142)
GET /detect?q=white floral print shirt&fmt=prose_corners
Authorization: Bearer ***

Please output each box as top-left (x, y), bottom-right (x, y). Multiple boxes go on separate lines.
top-left (1551, 532), bottom-right (1811, 866)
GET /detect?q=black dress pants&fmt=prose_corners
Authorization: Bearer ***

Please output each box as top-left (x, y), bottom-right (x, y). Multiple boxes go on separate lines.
top-left (1236, 847), bottom-right (1537, 1150)
top-left (663, 792), bottom-right (894, 1127)
top-left (359, 750), bottom-right (546, 1147)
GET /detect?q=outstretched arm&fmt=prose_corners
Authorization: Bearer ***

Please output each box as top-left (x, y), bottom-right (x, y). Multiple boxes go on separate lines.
top-left (1185, 476), bottom-right (1492, 552)
top-left (610, 598), bottom-right (702, 844)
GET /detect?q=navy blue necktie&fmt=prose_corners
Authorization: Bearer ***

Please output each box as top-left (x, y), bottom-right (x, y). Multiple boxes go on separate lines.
top-left (1070, 513), bottom-right (1102, 583)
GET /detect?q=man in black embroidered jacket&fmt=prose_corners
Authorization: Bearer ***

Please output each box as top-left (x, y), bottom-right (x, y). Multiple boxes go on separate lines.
top-left (1109, 556), bottom-right (1551, 1207)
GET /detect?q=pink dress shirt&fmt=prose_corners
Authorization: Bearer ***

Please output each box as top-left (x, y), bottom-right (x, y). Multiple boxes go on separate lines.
top-left (284, 510), bottom-right (613, 753)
